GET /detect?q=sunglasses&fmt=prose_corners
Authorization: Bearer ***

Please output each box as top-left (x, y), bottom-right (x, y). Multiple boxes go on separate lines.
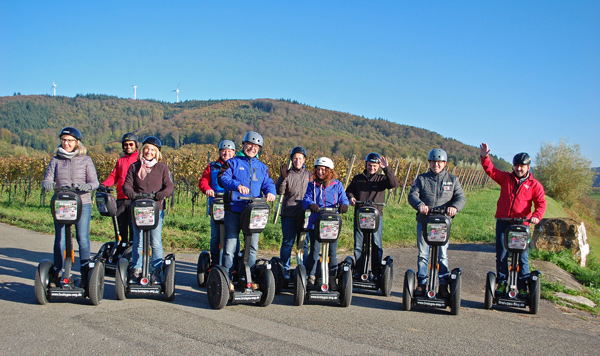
top-left (123, 143), bottom-right (136, 147)
top-left (61, 138), bottom-right (77, 143)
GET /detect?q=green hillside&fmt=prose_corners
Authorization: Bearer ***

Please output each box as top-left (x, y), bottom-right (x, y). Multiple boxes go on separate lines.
top-left (0, 94), bottom-right (510, 169)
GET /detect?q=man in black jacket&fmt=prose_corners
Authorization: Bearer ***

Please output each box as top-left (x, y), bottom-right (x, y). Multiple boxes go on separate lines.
top-left (346, 153), bottom-right (398, 279)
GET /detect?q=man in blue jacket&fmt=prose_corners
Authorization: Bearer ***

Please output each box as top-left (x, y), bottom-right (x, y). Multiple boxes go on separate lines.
top-left (218, 131), bottom-right (276, 287)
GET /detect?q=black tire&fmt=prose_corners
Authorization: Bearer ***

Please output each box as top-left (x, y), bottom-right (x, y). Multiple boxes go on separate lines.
top-left (294, 268), bottom-right (305, 306)
top-left (381, 264), bottom-right (393, 297)
top-left (34, 263), bottom-right (51, 305)
top-left (88, 262), bottom-right (105, 306)
top-left (403, 270), bottom-right (414, 311)
top-left (529, 278), bottom-right (540, 314)
top-left (207, 268), bottom-right (229, 310)
top-left (340, 270), bottom-right (352, 307)
top-left (451, 274), bottom-right (461, 315)
top-left (115, 259), bottom-right (128, 301)
top-left (196, 251), bottom-right (210, 287)
top-left (271, 257), bottom-right (284, 295)
top-left (484, 272), bottom-right (496, 310)
top-left (164, 261), bottom-right (176, 301)
top-left (258, 269), bottom-right (275, 307)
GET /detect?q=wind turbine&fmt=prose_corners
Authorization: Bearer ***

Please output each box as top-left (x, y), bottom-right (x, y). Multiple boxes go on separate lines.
top-left (172, 83), bottom-right (180, 103)
top-left (133, 84), bottom-right (137, 100)
top-left (51, 82), bottom-right (57, 96)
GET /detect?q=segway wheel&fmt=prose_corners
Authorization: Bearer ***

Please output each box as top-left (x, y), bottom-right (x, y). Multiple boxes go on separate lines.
top-left (403, 270), bottom-right (415, 311)
top-left (258, 269), bottom-right (275, 307)
top-left (529, 278), bottom-right (540, 315)
top-left (34, 262), bottom-right (52, 305)
top-left (450, 274), bottom-right (461, 315)
top-left (115, 259), bottom-right (128, 301)
top-left (381, 264), bottom-right (393, 297)
top-left (339, 269), bottom-right (352, 307)
top-left (164, 261), bottom-right (176, 301)
top-left (196, 251), bottom-right (211, 287)
top-left (294, 267), bottom-right (305, 306)
top-left (207, 268), bottom-right (228, 310)
top-left (88, 261), bottom-right (105, 306)
top-left (270, 257), bottom-right (284, 295)
top-left (484, 272), bottom-right (496, 310)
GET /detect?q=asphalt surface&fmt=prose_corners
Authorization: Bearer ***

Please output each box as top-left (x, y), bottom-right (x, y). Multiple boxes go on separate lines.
top-left (1, 222), bottom-right (599, 355)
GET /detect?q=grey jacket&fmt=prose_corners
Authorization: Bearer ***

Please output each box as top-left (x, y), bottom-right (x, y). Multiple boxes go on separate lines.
top-left (275, 167), bottom-right (312, 217)
top-left (408, 169), bottom-right (466, 223)
top-left (43, 155), bottom-right (99, 204)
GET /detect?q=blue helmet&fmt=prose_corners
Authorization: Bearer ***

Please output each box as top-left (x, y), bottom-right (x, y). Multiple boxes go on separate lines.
top-left (142, 136), bottom-right (162, 151)
top-left (290, 146), bottom-right (307, 158)
top-left (365, 152), bottom-right (381, 163)
top-left (59, 127), bottom-right (82, 141)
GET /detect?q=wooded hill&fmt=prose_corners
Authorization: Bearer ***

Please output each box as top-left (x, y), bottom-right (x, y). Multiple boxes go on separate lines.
top-left (0, 94), bottom-right (509, 168)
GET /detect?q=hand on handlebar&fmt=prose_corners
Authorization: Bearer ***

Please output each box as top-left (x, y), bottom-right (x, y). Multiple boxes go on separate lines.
top-left (309, 204), bottom-right (320, 213)
top-left (447, 206), bottom-right (457, 217)
top-left (42, 182), bottom-right (55, 192)
top-left (419, 204), bottom-right (429, 215)
top-left (266, 193), bottom-right (276, 202)
top-left (531, 217), bottom-right (540, 224)
top-left (339, 204), bottom-right (349, 214)
top-left (238, 185), bottom-right (250, 195)
top-left (350, 197), bottom-right (356, 206)
top-left (205, 189), bottom-right (215, 198)
top-left (78, 183), bottom-right (92, 192)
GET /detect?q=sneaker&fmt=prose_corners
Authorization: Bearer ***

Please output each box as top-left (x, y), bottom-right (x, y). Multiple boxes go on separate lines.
top-left (495, 282), bottom-right (506, 296)
top-left (151, 269), bottom-right (162, 285)
top-left (438, 284), bottom-right (450, 299)
top-left (307, 275), bottom-right (316, 290)
top-left (48, 271), bottom-right (61, 288)
top-left (415, 284), bottom-right (426, 296)
top-left (129, 268), bottom-right (142, 284)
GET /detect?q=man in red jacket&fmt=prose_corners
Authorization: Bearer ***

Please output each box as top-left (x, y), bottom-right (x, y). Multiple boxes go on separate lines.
top-left (101, 133), bottom-right (139, 244)
top-left (480, 143), bottom-right (546, 297)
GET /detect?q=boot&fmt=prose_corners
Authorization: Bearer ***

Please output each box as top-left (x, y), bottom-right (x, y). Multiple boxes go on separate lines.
top-left (79, 265), bottom-right (90, 289)
top-left (438, 284), bottom-right (450, 299)
top-left (328, 267), bottom-right (338, 291)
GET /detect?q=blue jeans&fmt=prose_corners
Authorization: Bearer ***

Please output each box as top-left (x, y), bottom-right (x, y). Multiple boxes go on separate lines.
top-left (210, 219), bottom-right (222, 266)
top-left (131, 210), bottom-right (164, 270)
top-left (53, 203), bottom-right (92, 272)
top-left (305, 229), bottom-right (338, 277)
top-left (496, 220), bottom-right (529, 290)
top-left (223, 210), bottom-right (258, 277)
top-left (417, 221), bottom-right (449, 285)
top-left (353, 215), bottom-right (383, 275)
top-left (280, 216), bottom-right (309, 274)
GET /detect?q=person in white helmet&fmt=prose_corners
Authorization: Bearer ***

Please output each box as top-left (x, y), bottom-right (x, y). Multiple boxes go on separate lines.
top-left (302, 157), bottom-right (349, 290)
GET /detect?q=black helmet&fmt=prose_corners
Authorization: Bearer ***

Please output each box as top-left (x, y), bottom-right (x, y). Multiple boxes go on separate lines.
top-left (290, 146), bottom-right (307, 158)
top-left (121, 132), bottom-right (138, 144)
top-left (59, 127), bottom-right (82, 141)
top-left (243, 131), bottom-right (264, 147)
top-left (365, 152), bottom-right (381, 163)
top-left (142, 136), bottom-right (162, 151)
top-left (513, 152), bottom-right (531, 166)
top-left (428, 148), bottom-right (447, 162)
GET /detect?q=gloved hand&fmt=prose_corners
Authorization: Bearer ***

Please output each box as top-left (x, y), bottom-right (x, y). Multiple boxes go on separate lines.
top-left (280, 163), bottom-right (290, 179)
top-left (339, 204), bottom-right (349, 214)
top-left (78, 184), bottom-right (92, 192)
top-left (98, 184), bottom-right (106, 192)
top-left (42, 182), bottom-right (55, 192)
top-left (155, 191), bottom-right (166, 201)
top-left (309, 204), bottom-right (320, 213)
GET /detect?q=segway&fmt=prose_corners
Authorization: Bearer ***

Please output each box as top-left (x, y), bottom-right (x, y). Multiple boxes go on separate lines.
top-left (271, 205), bottom-right (310, 294)
top-left (92, 186), bottom-right (132, 275)
top-left (484, 218), bottom-right (541, 314)
top-left (294, 207), bottom-right (353, 307)
top-left (206, 196), bottom-right (275, 309)
top-left (114, 193), bottom-right (176, 301)
top-left (350, 201), bottom-right (393, 296)
top-left (34, 186), bottom-right (105, 306)
top-left (197, 193), bottom-right (225, 287)
top-left (403, 207), bottom-right (462, 315)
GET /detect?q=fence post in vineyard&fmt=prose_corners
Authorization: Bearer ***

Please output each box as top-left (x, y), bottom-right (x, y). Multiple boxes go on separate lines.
top-left (386, 158), bottom-right (401, 203)
top-left (40, 157), bottom-right (47, 206)
top-left (398, 161), bottom-right (416, 205)
top-left (343, 154), bottom-right (356, 189)
top-left (169, 160), bottom-right (176, 209)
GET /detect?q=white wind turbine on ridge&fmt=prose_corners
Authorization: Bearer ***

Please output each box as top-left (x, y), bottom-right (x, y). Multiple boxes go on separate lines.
top-left (133, 84), bottom-right (137, 100)
top-left (172, 82), bottom-right (180, 103)
top-left (51, 82), bottom-right (57, 96)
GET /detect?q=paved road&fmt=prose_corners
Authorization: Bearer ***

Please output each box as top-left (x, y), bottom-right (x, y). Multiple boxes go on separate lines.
top-left (1, 222), bottom-right (598, 355)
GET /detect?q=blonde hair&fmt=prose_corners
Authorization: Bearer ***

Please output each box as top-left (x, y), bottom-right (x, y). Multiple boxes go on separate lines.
top-left (139, 143), bottom-right (163, 162)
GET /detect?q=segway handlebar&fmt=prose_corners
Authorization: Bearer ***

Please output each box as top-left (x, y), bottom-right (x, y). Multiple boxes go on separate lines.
top-left (354, 200), bottom-right (385, 207)
top-left (132, 192), bottom-right (156, 200)
top-left (238, 196), bottom-right (267, 202)
top-left (497, 217), bottom-right (532, 224)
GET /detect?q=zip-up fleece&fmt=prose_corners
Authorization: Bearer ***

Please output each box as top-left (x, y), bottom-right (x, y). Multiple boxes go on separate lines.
top-left (481, 155), bottom-right (546, 220)
top-left (123, 161), bottom-right (174, 210)
top-left (43, 154), bottom-right (99, 205)
top-left (346, 166), bottom-right (399, 215)
top-left (218, 155), bottom-right (276, 213)
top-left (408, 169), bottom-right (466, 223)
top-left (302, 180), bottom-right (349, 229)
top-left (275, 167), bottom-right (312, 217)
top-left (102, 151), bottom-right (139, 199)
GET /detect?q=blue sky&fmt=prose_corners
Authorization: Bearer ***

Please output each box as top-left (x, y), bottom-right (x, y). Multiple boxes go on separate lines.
top-left (2, 1), bottom-right (599, 166)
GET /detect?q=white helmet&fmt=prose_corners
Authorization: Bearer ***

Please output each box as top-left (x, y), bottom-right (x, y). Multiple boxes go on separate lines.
top-left (314, 157), bottom-right (334, 169)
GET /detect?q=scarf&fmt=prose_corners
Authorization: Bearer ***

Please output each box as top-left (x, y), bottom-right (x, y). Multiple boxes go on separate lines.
top-left (57, 147), bottom-right (78, 159)
top-left (138, 157), bottom-right (158, 180)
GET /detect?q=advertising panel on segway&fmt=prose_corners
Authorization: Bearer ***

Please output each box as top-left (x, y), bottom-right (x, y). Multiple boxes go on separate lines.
top-left (34, 186), bottom-right (105, 306)
top-left (403, 207), bottom-right (462, 315)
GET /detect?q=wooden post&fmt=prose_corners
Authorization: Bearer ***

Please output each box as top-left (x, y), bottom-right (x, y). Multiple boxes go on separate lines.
top-left (343, 154), bottom-right (357, 188)
top-left (386, 158), bottom-right (401, 204)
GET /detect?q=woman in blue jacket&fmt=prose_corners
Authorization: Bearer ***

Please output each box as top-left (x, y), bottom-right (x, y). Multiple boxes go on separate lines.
top-left (302, 157), bottom-right (349, 290)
